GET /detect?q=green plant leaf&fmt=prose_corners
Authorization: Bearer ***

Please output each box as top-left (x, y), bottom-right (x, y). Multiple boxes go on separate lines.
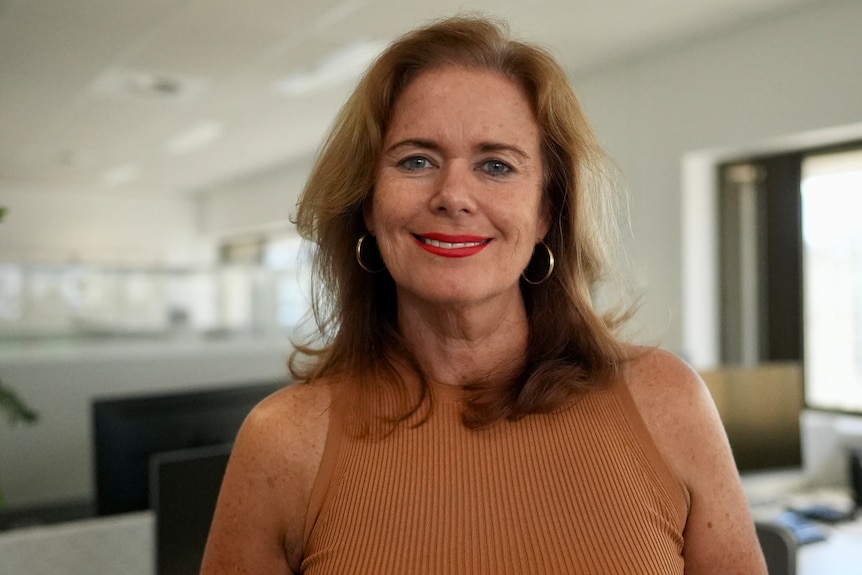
top-left (0, 380), bottom-right (39, 426)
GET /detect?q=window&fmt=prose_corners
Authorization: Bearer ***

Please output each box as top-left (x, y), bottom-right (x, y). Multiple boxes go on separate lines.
top-left (802, 149), bottom-right (862, 413)
top-left (718, 154), bottom-right (802, 365)
top-left (718, 142), bottom-right (862, 414)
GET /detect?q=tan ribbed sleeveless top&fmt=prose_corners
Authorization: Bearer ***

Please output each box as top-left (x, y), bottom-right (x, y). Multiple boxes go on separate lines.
top-left (301, 378), bottom-right (689, 574)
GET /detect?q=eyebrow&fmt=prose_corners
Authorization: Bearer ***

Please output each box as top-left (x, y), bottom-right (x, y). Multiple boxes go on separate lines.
top-left (477, 142), bottom-right (530, 160)
top-left (384, 139), bottom-right (441, 155)
top-left (384, 138), bottom-right (531, 160)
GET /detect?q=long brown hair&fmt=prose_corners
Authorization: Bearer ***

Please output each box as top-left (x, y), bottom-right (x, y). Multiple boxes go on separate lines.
top-left (291, 15), bottom-right (635, 428)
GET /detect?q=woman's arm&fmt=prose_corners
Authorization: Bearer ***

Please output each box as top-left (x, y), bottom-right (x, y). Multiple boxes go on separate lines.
top-left (626, 348), bottom-right (768, 575)
top-left (200, 382), bottom-right (330, 574)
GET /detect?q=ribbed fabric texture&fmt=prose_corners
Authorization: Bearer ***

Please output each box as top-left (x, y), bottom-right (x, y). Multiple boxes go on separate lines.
top-left (301, 380), bottom-right (688, 574)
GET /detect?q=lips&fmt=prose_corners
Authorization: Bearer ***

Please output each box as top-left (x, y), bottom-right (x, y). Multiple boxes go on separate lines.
top-left (413, 233), bottom-right (491, 258)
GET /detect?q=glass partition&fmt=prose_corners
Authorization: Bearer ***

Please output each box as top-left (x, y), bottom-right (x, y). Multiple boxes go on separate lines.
top-left (0, 263), bottom-right (310, 342)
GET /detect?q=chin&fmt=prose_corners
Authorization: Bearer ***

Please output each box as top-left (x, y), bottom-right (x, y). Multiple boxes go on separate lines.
top-left (398, 279), bottom-right (519, 308)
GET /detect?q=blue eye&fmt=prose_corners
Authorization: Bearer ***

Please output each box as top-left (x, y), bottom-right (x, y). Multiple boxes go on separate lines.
top-left (400, 156), bottom-right (432, 170)
top-left (482, 160), bottom-right (512, 175)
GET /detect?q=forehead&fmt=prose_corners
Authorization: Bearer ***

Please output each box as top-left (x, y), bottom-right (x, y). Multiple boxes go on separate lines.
top-left (385, 66), bottom-right (539, 145)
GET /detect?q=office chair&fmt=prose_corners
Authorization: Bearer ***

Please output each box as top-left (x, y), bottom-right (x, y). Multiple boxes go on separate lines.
top-left (755, 521), bottom-right (797, 575)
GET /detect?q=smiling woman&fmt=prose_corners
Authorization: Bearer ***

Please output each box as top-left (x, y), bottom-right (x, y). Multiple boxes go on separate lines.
top-left (200, 15), bottom-right (767, 575)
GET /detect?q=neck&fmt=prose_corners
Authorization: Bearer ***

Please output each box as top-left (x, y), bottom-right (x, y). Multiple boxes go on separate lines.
top-left (395, 289), bottom-right (530, 387)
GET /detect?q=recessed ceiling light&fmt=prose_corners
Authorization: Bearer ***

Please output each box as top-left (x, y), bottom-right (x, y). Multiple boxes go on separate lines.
top-left (275, 39), bottom-right (387, 97)
top-left (90, 68), bottom-right (210, 103)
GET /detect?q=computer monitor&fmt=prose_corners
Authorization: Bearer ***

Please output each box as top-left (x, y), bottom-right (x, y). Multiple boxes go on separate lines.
top-left (150, 443), bottom-right (233, 575)
top-left (699, 362), bottom-right (803, 472)
top-left (800, 409), bottom-right (862, 487)
top-left (92, 381), bottom-right (283, 516)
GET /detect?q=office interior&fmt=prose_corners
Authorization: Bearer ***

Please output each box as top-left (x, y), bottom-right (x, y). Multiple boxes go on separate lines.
top-left (2, 1), bottom-right (862, 573)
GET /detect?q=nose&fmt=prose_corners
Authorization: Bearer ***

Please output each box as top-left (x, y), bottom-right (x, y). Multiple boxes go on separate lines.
top-left (429, 161), bottom-right (477, 216)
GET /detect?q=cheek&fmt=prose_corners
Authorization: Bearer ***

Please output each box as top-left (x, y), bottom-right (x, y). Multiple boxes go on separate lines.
top-left (530, 191), bottom-right (551, 241)
top-left (513, 225), bottom-right (537, 263)
top-left (366, 208), bottom-right (411, 270)
top-left (504, 193), bottom-right (547, 243)
top-left (366, 189), bottom-right (394, 236)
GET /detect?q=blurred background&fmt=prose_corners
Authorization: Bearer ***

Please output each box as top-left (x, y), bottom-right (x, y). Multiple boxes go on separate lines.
top-left (1, 0), bottom-right (861, 572)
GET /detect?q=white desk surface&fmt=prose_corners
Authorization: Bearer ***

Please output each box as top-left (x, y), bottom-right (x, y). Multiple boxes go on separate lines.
top-left (798, 519), bottom-right (862, 575)
top-left (743, 469), bottom-right (861, 575)
top-left (0, 511), bottom-right (153, 575)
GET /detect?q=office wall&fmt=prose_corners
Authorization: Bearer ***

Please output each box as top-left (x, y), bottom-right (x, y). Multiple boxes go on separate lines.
top-left (198, 157), bottom-right (311, 239)
top-left (569, 0), bottom-right (862, 366)
top-left (0, 187), bottom-right (206, 265)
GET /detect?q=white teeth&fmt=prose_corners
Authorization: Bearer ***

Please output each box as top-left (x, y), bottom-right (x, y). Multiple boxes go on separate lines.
top-left (422, 238), bottom-right (485, 249)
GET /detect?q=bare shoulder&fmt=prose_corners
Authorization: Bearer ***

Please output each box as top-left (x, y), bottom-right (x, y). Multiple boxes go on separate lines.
top-left (623, 345), bottom-right (703, 401)
top-left (622, 346), bottom-right (717, 484)
top-left (244, 379), bottom-right (333, 454)
top-left (200, 380), bottom-right (333, 575)
top-left (232, 380), bottom-right (333, 494)
top-left (621, 347), bottom-right (767, 574)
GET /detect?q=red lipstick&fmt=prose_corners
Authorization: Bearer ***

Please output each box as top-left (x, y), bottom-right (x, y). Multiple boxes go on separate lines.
top-left (413, 233), bottom-right (491, 258)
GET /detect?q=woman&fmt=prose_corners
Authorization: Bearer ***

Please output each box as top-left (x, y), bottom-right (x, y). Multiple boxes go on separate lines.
top-left (201, 16), bottom-right (767, 574)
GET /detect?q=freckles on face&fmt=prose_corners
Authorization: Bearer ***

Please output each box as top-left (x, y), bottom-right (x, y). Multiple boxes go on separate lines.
top-left (366, 66), bottom-right (548, 305)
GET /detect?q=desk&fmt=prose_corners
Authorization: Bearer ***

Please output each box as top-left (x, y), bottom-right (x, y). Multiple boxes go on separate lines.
top-left (0, 511), bottom-right (152, 575)
top-left (743, 470), bottom-right (862, 575)
top-left (798, 519), bottom-right (862, 575)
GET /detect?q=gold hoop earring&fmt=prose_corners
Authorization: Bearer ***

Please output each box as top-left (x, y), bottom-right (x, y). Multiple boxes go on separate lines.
top-left (522, 241), bottom-right (555, 285)
top-left (356, 234), bottom-right (386, 273)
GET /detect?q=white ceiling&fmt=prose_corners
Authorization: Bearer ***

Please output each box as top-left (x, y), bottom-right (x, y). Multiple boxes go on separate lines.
top-left (0, 0), bottom-right (821, 197)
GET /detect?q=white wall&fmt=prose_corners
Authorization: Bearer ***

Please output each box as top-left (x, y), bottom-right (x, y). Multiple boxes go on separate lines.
top-left (199, 158), bottom-right (311, 239)
top-left (570, 0), bottom-right (862, 366)
top-left (0, 185), bottom-right (207, 266)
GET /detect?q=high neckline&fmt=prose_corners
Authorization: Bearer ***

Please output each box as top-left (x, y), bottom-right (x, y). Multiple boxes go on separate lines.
top-left (428, 379), bottom-right (468, 404)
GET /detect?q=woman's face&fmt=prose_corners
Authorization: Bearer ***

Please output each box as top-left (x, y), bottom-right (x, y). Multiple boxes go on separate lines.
top-left (366, 66), bottom-right (548, 308)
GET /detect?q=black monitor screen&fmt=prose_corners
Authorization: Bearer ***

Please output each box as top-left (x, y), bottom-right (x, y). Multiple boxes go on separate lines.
top-left (150, 443), bottom-right (232, 575)
top-left (92, 381), bottom-right (282, 516)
